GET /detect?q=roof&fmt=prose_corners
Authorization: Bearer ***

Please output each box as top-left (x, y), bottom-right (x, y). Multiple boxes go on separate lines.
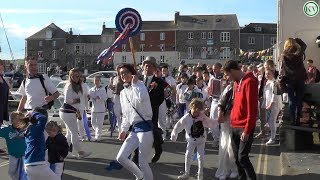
top-left (141, 21), bottom-right (176, 30)
top-left (240, 23), bottom-right (277, 34)
top-left (66, 35), bottom-right (101, 43)
top-left (102, 28), bottom-right (116, 35)
top-left (176, 14), bottom-right (239, 30)
top-left (26, 23), bottom-right (68, 40)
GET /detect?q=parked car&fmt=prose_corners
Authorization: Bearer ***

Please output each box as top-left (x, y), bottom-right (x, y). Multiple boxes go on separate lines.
top-left (4, 71), bottom-right (24, 88)
top-left (86, 71), bottom-right (117, 88)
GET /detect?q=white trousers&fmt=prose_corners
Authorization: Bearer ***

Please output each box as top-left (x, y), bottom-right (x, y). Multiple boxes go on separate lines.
top-left (91, 112), bottom-right (105, 139)
top-left (185, 138), bottom-right (206, 176)
top-left (59, 112), bottom-right (82, 152)
top-left (50, 162), bottom-right (64, 178)
top-left (210, 99), bottom-right (220, 141)
top-left (116, 131), bottom-right (154, 180)
top-left (8, 156), bottom-right (24, 180)
top-left (25, 164), bottom-right (60, 180)
top-left (113, 95), bottom-right (122, 130)
top-left (158, 101), bottom-right (167, 137)
top-left (266, 108), bottom-right (280, 140)
top-left (77, 109), bottom-right (86, 138)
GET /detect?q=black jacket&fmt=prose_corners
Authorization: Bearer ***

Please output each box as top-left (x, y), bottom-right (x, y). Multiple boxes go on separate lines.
top-left (46, 133), bottom-right (69, 164)
top-left (280, 50), bottom-right (307, 84)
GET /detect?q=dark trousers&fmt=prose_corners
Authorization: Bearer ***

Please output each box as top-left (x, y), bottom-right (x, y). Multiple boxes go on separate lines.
top-left (177, 103), bottom-right (186, 118)
top-left (231, 128), bottom-right (256, 180)
top-left (286, 82), bottom-right (304, 125)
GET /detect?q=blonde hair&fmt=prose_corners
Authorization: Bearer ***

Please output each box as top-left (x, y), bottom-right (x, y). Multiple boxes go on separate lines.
top-left (10, 111), bottom-right (28, 129)
top-left (189, 98), bottom-right (204, 111)
top-left (283, 38), bottom-right (301, 54)
top-left (68, 68), bottom-right (83, 94)
top-left (45, 121), bottom-right (63, 134)
top-left (10, 111), bottom-right (24, 123)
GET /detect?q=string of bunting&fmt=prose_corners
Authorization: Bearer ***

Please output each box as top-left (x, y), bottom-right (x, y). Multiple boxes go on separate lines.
top-left (239, 48), bottom-right (274, 61)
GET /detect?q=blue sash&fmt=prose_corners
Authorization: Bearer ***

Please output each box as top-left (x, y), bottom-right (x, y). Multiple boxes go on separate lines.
top-left (132, 120), bottom-right (153, 133)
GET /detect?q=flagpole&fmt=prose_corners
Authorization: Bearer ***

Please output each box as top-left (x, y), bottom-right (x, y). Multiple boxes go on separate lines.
top-left (129, 37), bottom-right (137, 71)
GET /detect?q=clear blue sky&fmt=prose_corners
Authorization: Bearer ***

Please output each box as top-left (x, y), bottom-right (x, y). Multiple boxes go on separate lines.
top-left (0, 0), bottom-right (277, 60)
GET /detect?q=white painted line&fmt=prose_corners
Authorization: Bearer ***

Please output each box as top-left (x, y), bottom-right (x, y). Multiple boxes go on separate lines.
top-left (0, 161), bottom-right (9, 167)
top-left (262, 146), bottom-right (268, 180)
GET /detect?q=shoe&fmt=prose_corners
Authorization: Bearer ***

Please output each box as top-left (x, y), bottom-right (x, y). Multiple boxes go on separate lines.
top-left (177, 173), bottom-right (189, 179)
top-left (229, 171), bottom-right (238, 178)
top-left (266, 139), bottom-right (277, 145)
top-left (78, 151), bottom-right (92, 158)
top-left (151, 153), bottom-right (161, 163)
top-left (254, 132), bottom-right (265, 138)
top-left (197, 174), bottom-right (203, 180)
top-left (212, 140), bottom-right (219, 148)
top-left (79, 136), bottom-right (86, 141)
top-left (219, 175), bottom-right (226, 180)
top-left (68, 144), bottom-right (73, 152)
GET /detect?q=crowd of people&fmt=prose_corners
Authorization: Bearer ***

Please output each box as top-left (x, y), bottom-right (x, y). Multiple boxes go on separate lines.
top-left (0, 37), bottom-right (315, 180)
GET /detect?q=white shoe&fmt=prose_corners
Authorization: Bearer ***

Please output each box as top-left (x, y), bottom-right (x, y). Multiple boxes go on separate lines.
top-left (266, 138), bottom-right (276, 145)
top-left (78, 151), bottom-right (91, 158)
top-left (178, 173), bottom-right (189, 179)
top-left (219, 175), bottom-right (226, 180)
top-left (212, 140), bottom-right (219, 148)
top-left (197, 174), bottom-right (203, 180)
top-left (229, 171), bottom-right (238, 178)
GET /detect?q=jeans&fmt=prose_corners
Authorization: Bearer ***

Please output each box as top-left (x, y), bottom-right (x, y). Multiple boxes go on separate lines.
top-left (231, 128), bottom-right (256, 180)
top-left (286, 82), bottom-right (304, 125)
top-left (177, 103), bottom-right (186, 118)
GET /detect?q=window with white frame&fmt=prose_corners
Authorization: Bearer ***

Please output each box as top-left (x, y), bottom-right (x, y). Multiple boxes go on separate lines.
top-left (271, 37), bottom-right (276, 45)
top-left (38, 63), bottom-right (46, 74)
top-left (188, 32), bottom-right (194, 39)
top-left (201, 47), bottom-right (207, 59)
top-left (38, 51), bottom-right (44, 60)
top-left (75, 45), bottom-right (85, 54)
top-left (188, 47), bottom-right (193, 59)
top-left (52, 50), bottom-right (57, 60)
top-left (122, 44), bottom-right (126, 51)
top-left (220, 47), bottom-right (231, 59)
top-left (160, 44), bottom-right (165, 51)
top-left (255, 27), bottom-right (262, 32)
top-left (248, 37), bottom-right (255, 44)
top-left (102, 36), bottom-right (107, 43)
top-left (75, 58), bottom-right (79, 68)
top-left (248, 49), bottom-right (255, 52)
top-left (39, 41), bottom-right (43, 47)
top-left (208, 47), bottom-right (213, 55)
top-left (140, 44), bottom-right (145, 52)
top-left (81, 59), bottom-right (85, 67)
top-left (140, 33), bottom-right (145, 41)
top-left (201, 32), bottom-right (206, 39)
top-left (160, 32), bottom-right (165, 40)
top-left (122, 56), bottom-right (126, 63)
top-left (160, 55), bottom-right (165, 63)
top-left (140, 55), bottom-right (145, 63)
top-left (52, 41), bottom-right (56, 47)
top-left (220, 32), bottom-right (230, 42)
top-left (208, 32), bottom-right (213, 39)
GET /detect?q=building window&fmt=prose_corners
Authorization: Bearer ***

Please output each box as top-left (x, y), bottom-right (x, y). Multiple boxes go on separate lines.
top-left (188, 32), bottom-right (193, 39)
top-left (160, 55), bottom-right (165, 63)
top-left (38, 51), bottom-right (44, 60)
top-left (140, 33), bottom-right (145, 41)
top-left (75, 45), bottom-right (85, 54)
top-left (201, 32), bottom-right (206, 39)
top-left (160, 32), bottom-right (165, 40)
top-left (248, 37), bottom-right (255, 44)
top-left (220, 32), bottom-right (230, 42)
top-left (201, 47), bottom-right (207, 59)
top-left (39, 41), bottom-right (43, 47)
top-left (122, 44), bottom-right (126, 52)
top-left (188, 47), bottom-right (193, 59)
top-left (208, 47), bottom-right (213, 55)
top-left (82, 59), bottom-right (85, 67)
top-left (52, 50), bottom-right (57, 60)
top-left (38, 63), bottom-right (46, 74)
top-left (271, 37), bottom-right (276, 45)
top-left (46, 30), bottom-right (52, 39)
top-left (140, 55), bottom-right (145, 63)
top-left (208, 32), bottom-right (213, 39)
top-left (220, 47), bottom-right (230, 59)
top-left (108, 37), bottom-right (113, 43)
top-left (248, 49), bottom-right (255, 52)
top-left (52, 41), bottom-right (56, 47)
top-left (102, 36), bottom-right (107, 43)
top-left (160, 44), bottom-right (165, 51)
top-left (140, 44), bottom-right (145, 52)
top-left (255, 27), bottom-right (262, 32)
top-left (122, 56), bottom-right (126, 63)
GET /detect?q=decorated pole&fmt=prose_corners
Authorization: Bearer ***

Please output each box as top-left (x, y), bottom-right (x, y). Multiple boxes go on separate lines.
top-left (129, 37), bottom-right (137, 70)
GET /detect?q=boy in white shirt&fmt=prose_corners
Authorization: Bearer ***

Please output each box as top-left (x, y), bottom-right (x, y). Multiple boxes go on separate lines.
top-left (88, 75), bottom-right (107, 141)
top-left (263, 70), bottom-right (282, 145)
top-left (176, 73), bottom-right (189, 118)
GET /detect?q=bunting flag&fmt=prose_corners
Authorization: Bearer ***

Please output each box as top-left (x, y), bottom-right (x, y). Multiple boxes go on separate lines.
top-left (83, 111), bottom-right (92, 141)
top-left (239, 48), bottom-right (274, 61)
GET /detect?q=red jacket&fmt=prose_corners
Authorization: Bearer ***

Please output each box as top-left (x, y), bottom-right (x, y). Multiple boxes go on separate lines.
top-left (230, 72), bottom-right (258, 134)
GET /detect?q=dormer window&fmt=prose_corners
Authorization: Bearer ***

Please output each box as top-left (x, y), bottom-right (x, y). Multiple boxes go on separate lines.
top-left (46, 30), bottom-right (52, 39)
top-left (255, 27), bottom-right (262, 32)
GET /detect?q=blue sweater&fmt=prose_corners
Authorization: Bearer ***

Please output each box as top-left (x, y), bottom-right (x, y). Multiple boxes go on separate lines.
top-left (0, 125), bottom-right (26, 158)
top-left (24, 112), bottom-right (47, 165)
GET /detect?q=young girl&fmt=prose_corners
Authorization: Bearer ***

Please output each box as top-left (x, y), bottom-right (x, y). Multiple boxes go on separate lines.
top-left (16, 107), bottom-right (60, 180)
top-left (89, 75), bottom-right (107, 141)
top-left (0, 112), bottom-right (26, 180)
top-left (45, 121), bottom-right (69, 178)
top-left (176, 73), bottom-right (189, 118)
top-left (263, 70), bottom-right (282, 145)
top-left (184, 78), bottom-right (203, 113)
top-left (171, 98), bottom-right (218, 180)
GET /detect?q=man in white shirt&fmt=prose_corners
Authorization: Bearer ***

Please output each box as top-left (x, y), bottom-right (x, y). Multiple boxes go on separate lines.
top-left (17, 57), bottom-right (60, 111)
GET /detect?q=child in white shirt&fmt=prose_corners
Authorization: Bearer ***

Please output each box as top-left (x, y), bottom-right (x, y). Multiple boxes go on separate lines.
top-left (88, 75), bottom-right (107, 141)
top-left (176, 73), bottom-right (189, 118)
top-left (171, 98), bottom-right (218, 180)
top-left (184, 78), bottom-right (203, 113)
top-left (263, 70), bottom-right (282, 145)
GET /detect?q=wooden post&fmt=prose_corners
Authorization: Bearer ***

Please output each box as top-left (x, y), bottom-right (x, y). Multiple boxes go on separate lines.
top-left (129, 37), bottom-right (137, 70)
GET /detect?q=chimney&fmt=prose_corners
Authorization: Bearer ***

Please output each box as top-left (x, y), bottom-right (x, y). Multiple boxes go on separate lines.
top-left (174, 11), bottom-right (180, 25)
top-left (102, 22), bottom-right (106, 30)
top-left (69, 28), bottom-right (73, 35)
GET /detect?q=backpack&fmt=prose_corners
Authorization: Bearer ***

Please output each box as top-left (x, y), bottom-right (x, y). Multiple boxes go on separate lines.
top-left (23, 74), bottom-right (54, 109)
top-left (190, 120), bottom-right (204, 138)
top-left (315, 68), bottom-right (320, 83)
